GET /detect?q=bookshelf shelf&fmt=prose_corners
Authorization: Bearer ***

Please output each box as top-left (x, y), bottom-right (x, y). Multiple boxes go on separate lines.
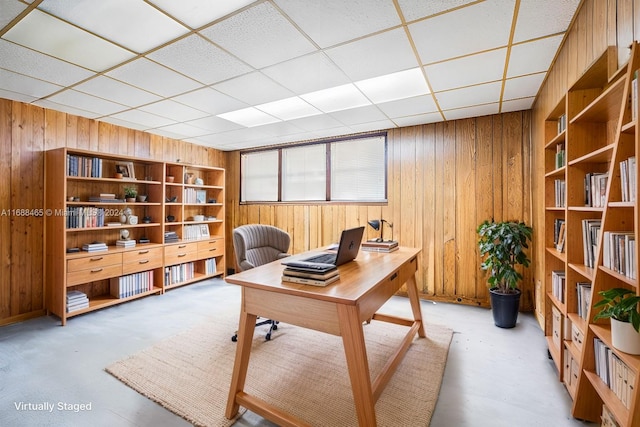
top-left (45, 148), bottom-right (226, 326)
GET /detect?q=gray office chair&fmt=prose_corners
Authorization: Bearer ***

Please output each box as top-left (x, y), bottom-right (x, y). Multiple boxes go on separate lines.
top-left (231, 224), bottom-right (290, 341)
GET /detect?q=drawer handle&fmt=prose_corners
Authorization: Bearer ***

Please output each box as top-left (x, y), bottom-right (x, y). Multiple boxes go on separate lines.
top-left (390, 272), bottom-right (398, 281)
top-left (178, 245), bottom-right (187, 248)
top-left (139, 260), bottom-right (149, 264)
top-left (209, 248), bottom-right (217, 252)
top-left (178, 253), bottom-right (187, 257)
top-left (91, 268), bottom-right (103, 273)
top-left (138, 250), bottom-right (149, 254)
top-left (90, 257), bottom-right (104, 261)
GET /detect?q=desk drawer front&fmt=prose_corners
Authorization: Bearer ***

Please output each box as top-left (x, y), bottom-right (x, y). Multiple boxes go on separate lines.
top-left (164, 242), bottom-right (198, 258)
top-left (67, 253), bottom-right (122, 272)
top-left (165, 251), bottom-right (198, 266)
top-left (67, 264), bottom-right (122, 286)
top-left (397, 256), bottom-right (418, 285)
top-left (125, 247), bottom-right (163, 263)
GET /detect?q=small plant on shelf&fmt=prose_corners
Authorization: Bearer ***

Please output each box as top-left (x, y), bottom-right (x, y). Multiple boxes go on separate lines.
top-left (123, 185), bottom-right (137, 201)
top-left (593, 288), bottom-right (640, 332)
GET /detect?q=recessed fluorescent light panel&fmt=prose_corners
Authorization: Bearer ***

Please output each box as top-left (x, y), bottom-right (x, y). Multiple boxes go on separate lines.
top-left (355, 68), bottom-right (429, 103)
top-left (256, 96), bottom-right (322, 121)
top-left (301, 83), bottom-right (371, 113)
top-left (218, 107), bottom-right (281, 127)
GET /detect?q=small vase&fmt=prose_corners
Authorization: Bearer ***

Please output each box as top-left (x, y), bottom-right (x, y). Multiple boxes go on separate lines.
top-left (611, 318), bottom-right (640, 355)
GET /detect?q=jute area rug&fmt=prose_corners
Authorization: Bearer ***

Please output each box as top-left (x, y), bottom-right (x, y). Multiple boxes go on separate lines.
top-left (106, 312), bottom-right (453, 427)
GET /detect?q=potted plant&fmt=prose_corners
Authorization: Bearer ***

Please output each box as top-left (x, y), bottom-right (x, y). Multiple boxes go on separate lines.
top-left (124, 186), bottom-right (137, 203)
top-left (477, 220), bottom-right (533, 328)
top-left (593, 287), bottom-right (640, 354)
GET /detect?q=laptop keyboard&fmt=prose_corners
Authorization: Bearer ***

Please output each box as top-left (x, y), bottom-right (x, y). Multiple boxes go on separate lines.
top-left (304, 253), bottom-right (336, 264)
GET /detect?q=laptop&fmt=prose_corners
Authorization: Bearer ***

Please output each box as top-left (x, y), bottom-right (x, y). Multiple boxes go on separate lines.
top-left (282, 226), bottom-right (365, 272)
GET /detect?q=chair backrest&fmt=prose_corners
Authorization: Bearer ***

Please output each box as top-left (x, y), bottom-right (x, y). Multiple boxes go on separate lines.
top-left (233, 224), bottom-right (291, 272)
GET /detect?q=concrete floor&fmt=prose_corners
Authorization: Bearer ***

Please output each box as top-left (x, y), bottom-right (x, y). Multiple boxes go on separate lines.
top-left (0, 279), bottom-right (595, 427)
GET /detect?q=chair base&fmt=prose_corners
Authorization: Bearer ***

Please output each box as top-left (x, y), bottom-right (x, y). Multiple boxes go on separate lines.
top-left (231, 318), bottom-right (279, 342)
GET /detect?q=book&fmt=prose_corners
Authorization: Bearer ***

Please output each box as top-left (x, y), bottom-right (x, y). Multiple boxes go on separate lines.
top-left (361, 245), bottom-right (399, 253)
top-left (281, 274), bottom-right (340, 287)
top-left (362, 240), bottom-right (398, 249)
top-left (283, 267), bottom-right (339, 281)
top-left (116, 239), bottom-right (136, 248)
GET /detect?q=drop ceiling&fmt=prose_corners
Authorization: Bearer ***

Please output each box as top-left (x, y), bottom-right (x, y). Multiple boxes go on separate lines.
top-left (0, 0), bottom-right (580, 151)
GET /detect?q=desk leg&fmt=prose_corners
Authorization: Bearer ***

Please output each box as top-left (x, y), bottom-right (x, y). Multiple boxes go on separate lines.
top-left (337, 304), bottom-right (377, 427)
top-left (225, 306), bottom-right (257, 419)
top-left (405, 275), bottom-right (426, 338)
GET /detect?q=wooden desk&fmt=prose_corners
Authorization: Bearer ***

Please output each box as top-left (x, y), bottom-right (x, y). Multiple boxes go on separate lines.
top-left (225, 247), bottom-right (425, 427)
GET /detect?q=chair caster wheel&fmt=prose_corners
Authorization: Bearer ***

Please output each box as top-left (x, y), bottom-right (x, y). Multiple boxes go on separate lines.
top-left (272, 324), bottom-right (278, 330)
top-left (265, 333), bottom-right (271, 341)
top-left (231, 335), bottom-right (237, 342)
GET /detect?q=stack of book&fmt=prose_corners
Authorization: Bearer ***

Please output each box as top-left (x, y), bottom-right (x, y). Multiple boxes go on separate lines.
top-left (66, 290), bottom-right (89, 313)
top-left (164, 231), bottom-right (179, 243)
top-left (281, 267), bottom-right (340, 286)
top-left (116, 239), bottom-right (136, 248)
top-left (82, 241), bottom-right (108, 252)
top-left (361, 240), bottom-right (399, 253)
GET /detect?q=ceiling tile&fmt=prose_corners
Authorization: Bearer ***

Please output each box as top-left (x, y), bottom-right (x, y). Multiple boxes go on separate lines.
top-left (152, 122), bottom-right (209, 138)
top-left (0, 89), bottom-right (37, 103)
top-left (262, 52), bottom-right (350, 95)
top-left (443, 103), bottom-right (499, 121)
top-left (99, 116), bottom-right (148, 132)
top-left (288, 113), bottom-right (345, 132)
top-left (172, 87), bottom-right (247, 116)
top-left (507, 35), bottom-right (563, 78)
top-left (149, 0), bottom-right (255, 30)
top-left (106, 58), bottom-right (201, 97)
top-left (74, 76), bottom-right (161, 107)
top-left (329, 105), bottom-right (389, 126)
top-left (32, 98), bottom-right (100, 119)
top-left (393, 112), bottom-right (443, 127)
top-left (46, 89), bottom-right (129, 116)
top-left (139, 99), bottom-right (209, 122)
top-left (503, 72), bottom-right (546, 100)
top-left (200, 2), bottom-right (316, 69)
top-left (409, 0), bottom-right (515, 64)
top-left (218, 107), bottom-right (280, 127)
top-left (425, 48), bottom-right (506, 92)
top-left (513, 0), bottom-right (581, 43)
top-left (0, 39), bottom-right (93, 86)
top-left (301, 83), bottom-right (371, 113)
top-left (1, 0), bottom-right (27, 28)
top-left (0, 68), bottom-right (62, 99)
top-left (256, 96), bottom-right (322, 121)
top-left (396, 0), bottom-right (477, 22)
top-left (3, 9), bottom-right (135, 71)
top-left (213, 72), bottom-right (293, 105)
top-left (435, 82), bottom-right (502, 111)
top-left (109, 109), bottom-right (176, 129)
top-left (355, 68), bottom-right (429, 104)
top-left (325, 28), bottom-right (419, 81)
top-left (185, 115), bottom-right (244, 134)
top-left (37, 0), bottom-right (189, 53)
top-left (147, 34), bottom-right (252, 85)
top-left (274, 0), bottom-right (401, 48)
top-left (349, 119), bottom-right (396, 133)
top-left (376, 94), bottom-right (438, 118)
top-left (501, 97), bottom-right (535, 112)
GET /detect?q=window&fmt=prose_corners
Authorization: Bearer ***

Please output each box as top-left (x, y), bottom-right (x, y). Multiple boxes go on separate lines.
top-left (240, 133), bottom-right (386, 203)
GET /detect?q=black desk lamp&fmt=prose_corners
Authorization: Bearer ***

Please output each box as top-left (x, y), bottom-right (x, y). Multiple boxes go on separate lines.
top-left (367, 219), bottom-right (394, 242)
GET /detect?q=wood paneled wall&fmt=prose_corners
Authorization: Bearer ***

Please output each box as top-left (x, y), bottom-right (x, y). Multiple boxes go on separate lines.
top-left (225, 111), bottom-right (532, 310)
top-left (0, 99), bottom-right (226, 326)
top-left (531, 0), bottom-right (640, 325)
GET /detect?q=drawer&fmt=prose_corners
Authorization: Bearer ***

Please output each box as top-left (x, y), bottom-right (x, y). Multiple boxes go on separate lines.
top-left (397, 255), bottom-right (418, 285)
top-left (165, 251), bottom-right (198, 266)
top-left (569, 357), bottom-right (580, 393)
top-left (164, 242), bottom-right (198, 258)
top-left (123, 256), bottom-right (163, 275)
top-left (563, 347), bottom-right (571, 386)
top-left (67, 263), bottom-right (123, 286)
top-left (571, 324), bottom-right (584, 351)
top-left (552, 306), bottom-right (562, 350)
top-left (197, 239), bottom-right (224, 254)
top-left (123, 247), bottom-right (163, 264)
top-left (67, 253), bottom-right (122, 273)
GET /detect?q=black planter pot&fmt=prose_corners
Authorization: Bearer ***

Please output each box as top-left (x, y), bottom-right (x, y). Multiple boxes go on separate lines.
top-left (489, 288), bottom-right (521, 328)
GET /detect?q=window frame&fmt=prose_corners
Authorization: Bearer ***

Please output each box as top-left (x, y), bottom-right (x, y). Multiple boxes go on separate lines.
top-left (239, 132), bottom-right (388, 205)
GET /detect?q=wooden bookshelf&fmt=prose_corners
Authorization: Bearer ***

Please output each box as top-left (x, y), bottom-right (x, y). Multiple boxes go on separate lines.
top-left (543, 44), bottom-right (640, 427)
top-left (44, 148), bottom-right (225, 325)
